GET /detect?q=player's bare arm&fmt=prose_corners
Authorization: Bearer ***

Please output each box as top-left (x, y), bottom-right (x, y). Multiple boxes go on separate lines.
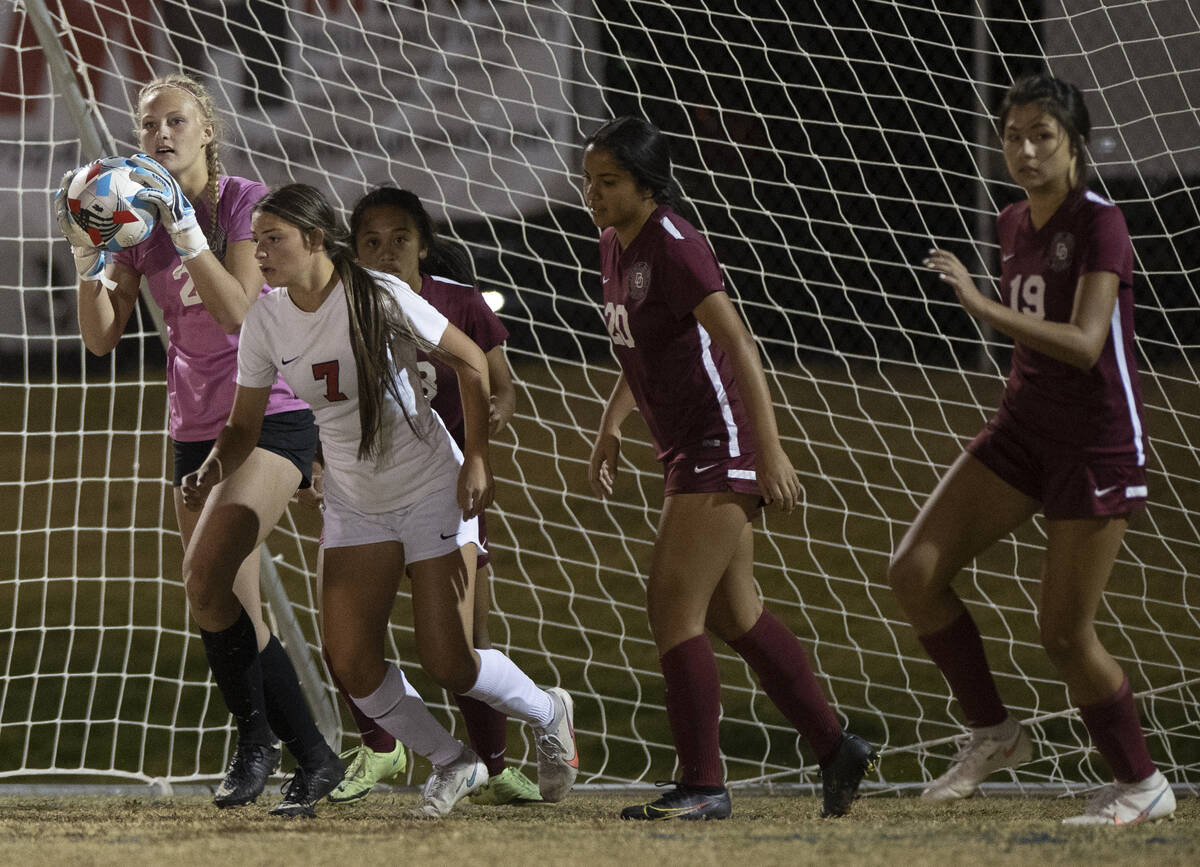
top-left (925, 247), bottom-right (1118, 369)
top-left (692, 291), bottom-right (800, 512)
top-left (434, 322), bottom-right (494, 518)
top-left (76, 260), bottom-right (142, 356)
top-left (179, 383), bottom-right (270, 510)
top-left (485, 345), bottom-right (516, 435)
top-left (181, 237), bottom-right (264, 332)
top-left (589, 372), bottom-right (636, 498)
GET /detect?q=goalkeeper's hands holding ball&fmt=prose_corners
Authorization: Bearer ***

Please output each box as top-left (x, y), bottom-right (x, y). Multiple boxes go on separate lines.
top-left (53, 168), bottom-right (109, 285)
top-left (127, 153), bottom-right (210, 261)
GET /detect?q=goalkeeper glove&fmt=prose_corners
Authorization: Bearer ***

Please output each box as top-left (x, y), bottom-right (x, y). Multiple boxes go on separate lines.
top-left (53, 168), bottom-right (110, 284)
top-left (124, 153), bottom-right (209, 262)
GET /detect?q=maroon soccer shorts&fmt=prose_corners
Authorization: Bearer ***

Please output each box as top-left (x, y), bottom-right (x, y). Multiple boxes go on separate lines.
top-left (967, 416), bottom-right (1147, 520)
top-left (663, 450), bottom-right (762, 498)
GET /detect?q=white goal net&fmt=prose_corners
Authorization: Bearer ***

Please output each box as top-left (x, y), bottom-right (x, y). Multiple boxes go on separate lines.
top-left (1, 0), bottom-right (1197, 794)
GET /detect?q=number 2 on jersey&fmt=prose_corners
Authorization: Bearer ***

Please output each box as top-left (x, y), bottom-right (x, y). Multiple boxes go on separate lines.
top-left (604, 301), bottom-right (635, 347)
top-left (175, 263), bottom-right (202, 307)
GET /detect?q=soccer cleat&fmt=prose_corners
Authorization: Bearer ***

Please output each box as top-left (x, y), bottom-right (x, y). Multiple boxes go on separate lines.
top-left (268, 750), bottom-right (346, 818)
top-left (620, 782), bottom-right (732, 821)
top-left (469, 766), bottom-right (543, 805)
top-left (213, 741), bottom-right (281, 808)
top-left (410, 747), bottom-right (488, 818)
top-left (327, 741), bottom-right (407, 803)
top-left (1062, 770), bottom-right (1176, 825)
top-left (921, 716), bottom-right (1032, 802)
top-left (532, 686), bottom-right (579, 802)
top-left (820, 732), bottom-right (879, 817)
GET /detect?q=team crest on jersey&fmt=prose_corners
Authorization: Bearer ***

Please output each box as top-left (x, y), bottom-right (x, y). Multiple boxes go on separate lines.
top-left (1048, 232), bottom-right (1075, 272)
top-left (627, 261), bottom-right (651, 301)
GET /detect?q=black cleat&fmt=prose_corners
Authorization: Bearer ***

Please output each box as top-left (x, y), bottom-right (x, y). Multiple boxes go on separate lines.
top-left (268, 750), bottom-right (346, 818)
top-left (213, 741), bottom-right (281, 809)
top-left (820, 732), bottom-right (878, 818)
top-left (620, 782), bottom-right (732, 821)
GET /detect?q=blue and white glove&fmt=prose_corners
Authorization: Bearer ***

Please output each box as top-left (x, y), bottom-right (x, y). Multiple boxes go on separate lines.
top-left (125, 153), bottom-right (209, 262)
top-left (53, 167), bottom-right (109, 284)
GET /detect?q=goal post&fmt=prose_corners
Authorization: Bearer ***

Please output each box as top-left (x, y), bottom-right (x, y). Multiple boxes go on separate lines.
top-left (1, 0), bottom-right (1197, 793)
top-left (14, 0), bottom-right (340, 750)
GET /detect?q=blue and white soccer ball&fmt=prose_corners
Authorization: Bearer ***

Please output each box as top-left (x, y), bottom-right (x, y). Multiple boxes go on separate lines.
top-left (65, 159), bottom-right (157, 251)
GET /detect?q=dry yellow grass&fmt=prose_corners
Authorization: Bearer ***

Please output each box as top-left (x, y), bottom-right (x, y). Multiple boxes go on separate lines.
top-left (0, 791), bottom-right (1196, 866)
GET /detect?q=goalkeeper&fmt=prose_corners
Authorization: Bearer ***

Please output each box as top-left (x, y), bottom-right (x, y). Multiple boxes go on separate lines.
top-left (57, 72), bottom-right (342, 817)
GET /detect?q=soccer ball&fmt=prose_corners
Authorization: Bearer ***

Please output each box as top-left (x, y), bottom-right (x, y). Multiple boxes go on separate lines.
top-left (65, 159), bottom-right (157, 251)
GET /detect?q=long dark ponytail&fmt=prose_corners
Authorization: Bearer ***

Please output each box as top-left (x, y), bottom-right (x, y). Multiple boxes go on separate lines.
top-left (256, 183), bottom-right (425, 460)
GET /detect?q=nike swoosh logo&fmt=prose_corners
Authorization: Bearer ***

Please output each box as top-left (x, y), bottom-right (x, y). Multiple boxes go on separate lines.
top-left (602, 276), bottom-right (610, 283)
top-left (1002, 253), bottom-right (1015, 261)
top-left (647, 799), bottom-right (716, 819)
top-left (1003, 741), bottom-right (1021, 758)
top-left (1093, 486), bottom-right (1120, 497)
top-left (281, 355), bottom-right (301, 365)
top-left (440, 531), bottom-right (457, 540)
top-left (694, 464), bottom-right (717, 473)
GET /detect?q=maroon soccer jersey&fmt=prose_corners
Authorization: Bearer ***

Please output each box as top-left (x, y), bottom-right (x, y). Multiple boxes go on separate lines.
top-left (598, 205), bottom-right (754, 463)
top-left (415, 273), bottom-right (510, 446)
top-left (994, 187), bottom-right (1146, 462)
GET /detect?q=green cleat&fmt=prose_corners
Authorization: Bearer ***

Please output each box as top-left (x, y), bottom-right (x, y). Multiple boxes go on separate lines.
top-left (469, 766), bottom-right (543, 805)
top-left (327, 741), bottom-right (407, 804)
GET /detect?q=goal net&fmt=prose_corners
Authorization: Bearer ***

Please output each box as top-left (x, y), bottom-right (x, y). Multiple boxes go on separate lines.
top-left (2, 0), bottom-right (1197, 794)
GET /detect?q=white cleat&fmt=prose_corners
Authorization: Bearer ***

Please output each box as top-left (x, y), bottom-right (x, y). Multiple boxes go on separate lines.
top-left (532, 686), bottom-right (579, 802)
top-left (1062, 770), bottom-right (1176, 825)
top-left (410, 747), bottom-right (487, 818)
top-left (921, 716), bottom-right (1032, 801)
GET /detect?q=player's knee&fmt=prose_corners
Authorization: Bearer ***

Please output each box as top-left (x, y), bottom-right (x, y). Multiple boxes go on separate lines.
top-left (419, 650), bottom-right (478, 695)
top-left (886, 549), bottom-right (931, 604)
top-left (1038, 615), bottom-right (1092, 666)
top-left (324, 641), bottom-right (374, 696)
top-left (182, 558), bottom-right (229, 617)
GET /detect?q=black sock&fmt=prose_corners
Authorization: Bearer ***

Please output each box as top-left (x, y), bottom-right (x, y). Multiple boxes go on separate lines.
top-left (260, 634), bottom-right (330, 768)
top-left (199, 608), bottom-right (273, 746)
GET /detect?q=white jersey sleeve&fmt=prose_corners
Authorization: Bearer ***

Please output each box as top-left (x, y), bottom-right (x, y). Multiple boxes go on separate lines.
top-left (371, 269), bottom-right (450, 347)
top-left (236, 289), bottom-right (284, 390)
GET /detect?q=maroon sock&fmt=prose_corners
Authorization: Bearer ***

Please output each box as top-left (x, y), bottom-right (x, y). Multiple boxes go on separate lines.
top-left (728, 609), bottom-right (844, 765)
top-left (918, 610), bottom-right (1007, 728)
top-left (322, 647), bottom-right (397, 753)
top-left (455, 693), bottom-right (508, 777)
top-left (660, 634), bottom-right (724, 788)
top-left (1079, 677), bottom-right (1157, 784)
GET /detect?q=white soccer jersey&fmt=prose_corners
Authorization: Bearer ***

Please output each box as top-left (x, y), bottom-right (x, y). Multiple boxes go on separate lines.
top-left (238, 269), bottom-right (460, 513)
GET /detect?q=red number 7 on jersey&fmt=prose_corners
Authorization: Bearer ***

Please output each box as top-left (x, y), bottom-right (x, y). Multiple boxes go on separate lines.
top-left (312, 360), bottom-right (349, 402)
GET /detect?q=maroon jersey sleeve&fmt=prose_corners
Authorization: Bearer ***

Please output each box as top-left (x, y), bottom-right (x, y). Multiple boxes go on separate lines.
top-left (661, 234), bottom-right (725, 319)
top-left (454, 290), bottom-right (510, 352)
top-left (1078, 199), bottom-right (1133, 286)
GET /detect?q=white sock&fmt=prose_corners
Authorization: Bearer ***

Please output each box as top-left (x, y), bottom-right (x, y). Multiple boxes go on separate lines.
top-left (464, 648), bottom-right (554, 726)
top-left (352, 663), bottom-right (463, 767)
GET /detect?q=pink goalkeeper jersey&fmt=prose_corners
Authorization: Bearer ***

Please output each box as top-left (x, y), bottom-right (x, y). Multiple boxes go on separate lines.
top-left (598, 204), bottom-right (754, 463)
top-left (995, 187), bottom-right (1146, 461)
top-left (112, 175), bottom-right (307, 441)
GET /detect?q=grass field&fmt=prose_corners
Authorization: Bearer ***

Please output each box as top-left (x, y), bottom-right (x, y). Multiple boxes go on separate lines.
top-left (0, 790), bottom-right (1195, 866)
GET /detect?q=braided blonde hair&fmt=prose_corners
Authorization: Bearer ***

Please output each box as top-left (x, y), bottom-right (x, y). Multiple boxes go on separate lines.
top-left (132, 72), bottom-right (225, 256)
